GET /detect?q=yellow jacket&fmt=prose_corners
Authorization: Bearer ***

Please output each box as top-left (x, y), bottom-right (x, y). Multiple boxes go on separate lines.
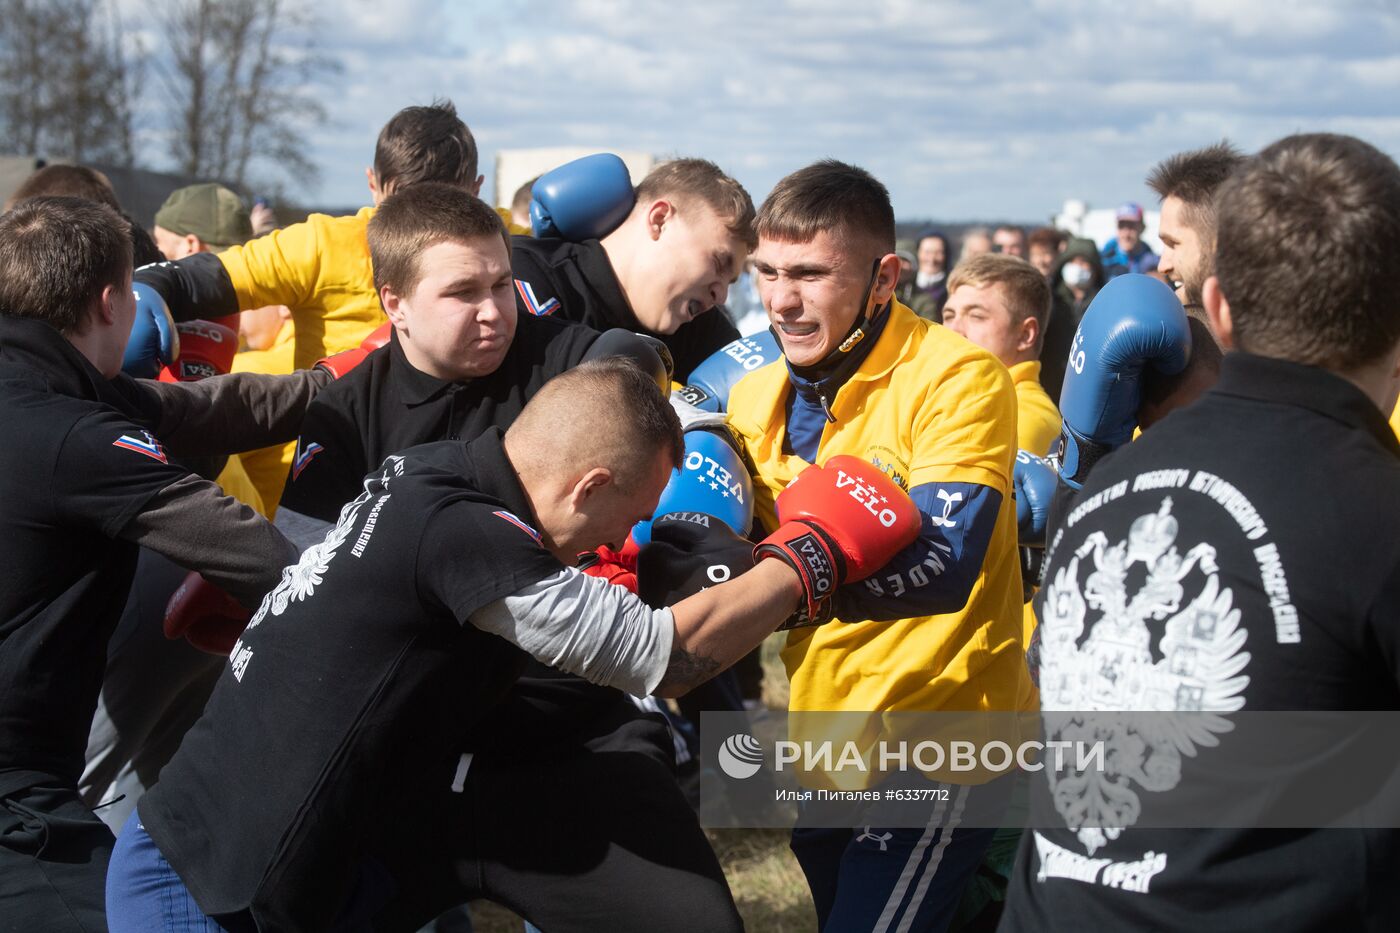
top-left (728, 303), bottom-right (1032, 718)
top-left (1009, 360), bottom-right (1062, 457)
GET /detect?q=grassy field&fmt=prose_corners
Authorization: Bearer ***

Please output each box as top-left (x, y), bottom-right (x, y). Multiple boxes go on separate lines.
top-left (469, 636), bottom-right (815, 932)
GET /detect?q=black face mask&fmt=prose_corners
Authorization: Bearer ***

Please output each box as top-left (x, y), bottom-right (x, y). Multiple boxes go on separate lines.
top-left (774, 258), bottom-right (885, 378)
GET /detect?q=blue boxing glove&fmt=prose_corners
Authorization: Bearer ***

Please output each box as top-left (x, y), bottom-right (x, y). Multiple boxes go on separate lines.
top-left (675, 330), bottom-right (782, 412)
top-left (1013, 450), bottom-right (1057, 547)
top-left (122, 281), bottom-right (180, 378)
top-left (1015, 449), bottom-right (1059, 599)
top-left (631, 428), bottom-right (753, 547)
top-left (1057, 274), bottom-right (1190, 488)
top-left (530, 153), bottom-right (635, 241)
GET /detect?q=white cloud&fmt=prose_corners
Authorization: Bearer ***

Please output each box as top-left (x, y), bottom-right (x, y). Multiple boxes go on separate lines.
top-left (236, 0), bottom-right (1400, 221)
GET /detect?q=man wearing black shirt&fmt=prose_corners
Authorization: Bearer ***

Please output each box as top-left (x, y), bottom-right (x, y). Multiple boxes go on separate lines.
top-left (273, 184), bottom-right (744, 930)
top-left (107, 358), bottom-right (918, 932)
top-left (0, 198), bottom-right (326, 930)
top-left (1001, 134), bottom-right (1400, 931)
top-left (511, 157), bottom-right (754, 381)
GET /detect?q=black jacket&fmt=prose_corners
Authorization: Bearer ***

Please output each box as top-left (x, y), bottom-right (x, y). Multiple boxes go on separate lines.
top-left (0, 316), bottom-right (305, 795)
top-left (511, 236), bottom-right (739, 382)
top-left (1006, 351), bottom-right (1400, 932)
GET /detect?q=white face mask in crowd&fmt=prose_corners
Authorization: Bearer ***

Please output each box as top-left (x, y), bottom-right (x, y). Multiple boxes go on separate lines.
top-left (1061, 262), bottom-right (1092, 289)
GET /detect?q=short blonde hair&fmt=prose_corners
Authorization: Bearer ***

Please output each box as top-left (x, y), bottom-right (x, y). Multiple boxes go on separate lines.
top-left (947, 253), bottom-right (1050, 340)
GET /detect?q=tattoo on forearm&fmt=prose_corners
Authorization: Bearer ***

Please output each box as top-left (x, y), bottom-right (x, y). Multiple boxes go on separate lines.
top-left (657, 645), bottom-right (721, 694)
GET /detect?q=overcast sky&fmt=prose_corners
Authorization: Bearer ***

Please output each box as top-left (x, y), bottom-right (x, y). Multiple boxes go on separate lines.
top-left (168, 0), bottom-right (1400, 223)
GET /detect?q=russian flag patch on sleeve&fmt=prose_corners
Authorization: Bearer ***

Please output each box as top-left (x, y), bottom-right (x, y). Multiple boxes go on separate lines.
top-left (492, 509), bottom-right (543, 544)
top-left (514, 280), bottom-right (561, 317)
top-left (292, 439), bottom-right (325, 480)
top-left (112, 431), bottom-right (168, 464)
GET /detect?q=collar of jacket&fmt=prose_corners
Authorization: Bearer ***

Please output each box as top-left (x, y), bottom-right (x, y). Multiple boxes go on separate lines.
top-left (572, 239), bottom-right (632, 328)
top-left (389, 325), bottom-right (471, 406)
top-left (734, 301), bottom-right (927, 438)
top-left (462, 427), bottom-right (540, 524)
top-left (0, 314), bottom-right (127, 407)
top-left (1213, 351), bottom-right (1400, 456)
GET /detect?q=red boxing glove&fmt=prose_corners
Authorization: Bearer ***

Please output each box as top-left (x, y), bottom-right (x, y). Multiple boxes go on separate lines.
top-left (314, 322), bottom-right (392, 379)
top-left (164, 571), bottom-right (253, 655)
top-left (157, 319), bottom-right (239, 383)
top-left (755, 455), bottom-right (920, 623)
top-left (580, 535), bottom-right (640, 593)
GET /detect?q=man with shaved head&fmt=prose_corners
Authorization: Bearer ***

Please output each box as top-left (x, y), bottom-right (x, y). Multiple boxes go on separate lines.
top-left (177, 181), bottom-right (749, 932)
top-left (107, 356), bottom-right (918, 931)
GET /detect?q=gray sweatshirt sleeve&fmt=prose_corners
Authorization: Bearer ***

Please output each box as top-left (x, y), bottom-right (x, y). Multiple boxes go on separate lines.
top-left (134, 369), bottom-right (333, 457)
top-left (470, 567), bottom-right (676, 697)
top-left (119, 473), bottom-right (298, 607)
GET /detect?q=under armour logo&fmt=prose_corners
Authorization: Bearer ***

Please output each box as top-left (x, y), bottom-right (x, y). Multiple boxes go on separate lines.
top-left (930, 488), bottom-right (964, 528)
top-left (856, 826), bottom-right (893, 851)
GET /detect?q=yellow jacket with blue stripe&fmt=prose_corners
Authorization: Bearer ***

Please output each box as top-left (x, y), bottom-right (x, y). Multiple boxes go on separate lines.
top-left (727, 301), bottom-right (1033, 718)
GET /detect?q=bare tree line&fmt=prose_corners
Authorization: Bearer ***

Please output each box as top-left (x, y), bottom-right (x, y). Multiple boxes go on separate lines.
top-left (0, 0), bottom-right (337, 194)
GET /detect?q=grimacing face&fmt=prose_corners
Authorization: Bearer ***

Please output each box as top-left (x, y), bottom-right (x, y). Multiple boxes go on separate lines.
top-left (755, 230), bottom-right (876, 369)
top-left (629, 202), bottom-right (746, 335)
top-left (570, 448), bottom-right (677, 554)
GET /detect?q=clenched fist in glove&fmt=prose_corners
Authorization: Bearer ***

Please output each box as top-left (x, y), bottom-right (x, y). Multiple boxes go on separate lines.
top-left (755, 455), bottom-right (920, 625)
top-left (157, 319), bottom-right (238, 383)
top-left (164, 572), bottom-right (252, 655)
top-left (1057, 274), bottom-right (1190, 488)
top-left (580, 535), bottom-right (641, 593)
top-left (1014, 450), bottom-right (1059, 599)
top-left (122, 282), bottom-right (180, 378)
top-left (637, 512), bottom-right (756, 608)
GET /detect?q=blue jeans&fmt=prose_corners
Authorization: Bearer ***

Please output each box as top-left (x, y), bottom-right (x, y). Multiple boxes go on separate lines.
top-left (105, 809), bottom-right (251, 933)
top-left (107, 809), bottom-right (404, 932)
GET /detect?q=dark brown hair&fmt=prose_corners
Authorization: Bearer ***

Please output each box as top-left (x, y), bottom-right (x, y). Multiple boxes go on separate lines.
top-left (1147, 141), bottom-right (1246, 253)
top-left (757, 160), bottom-right (894, 262)
top-left (637, 158), bottom-right (757, 251)
top-left (368, 182), bottom-right (508, 299)
top-left (1215, 133), bottom-right (1400, 369)
top-left (373, 99), bottom-right (479, 195)
top-left (0, 197), bottom-right (133, 334)
top-left (8, 164), bottom-right (121, 211)
top-left (1027, 226), bottom-right (1065, 254)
